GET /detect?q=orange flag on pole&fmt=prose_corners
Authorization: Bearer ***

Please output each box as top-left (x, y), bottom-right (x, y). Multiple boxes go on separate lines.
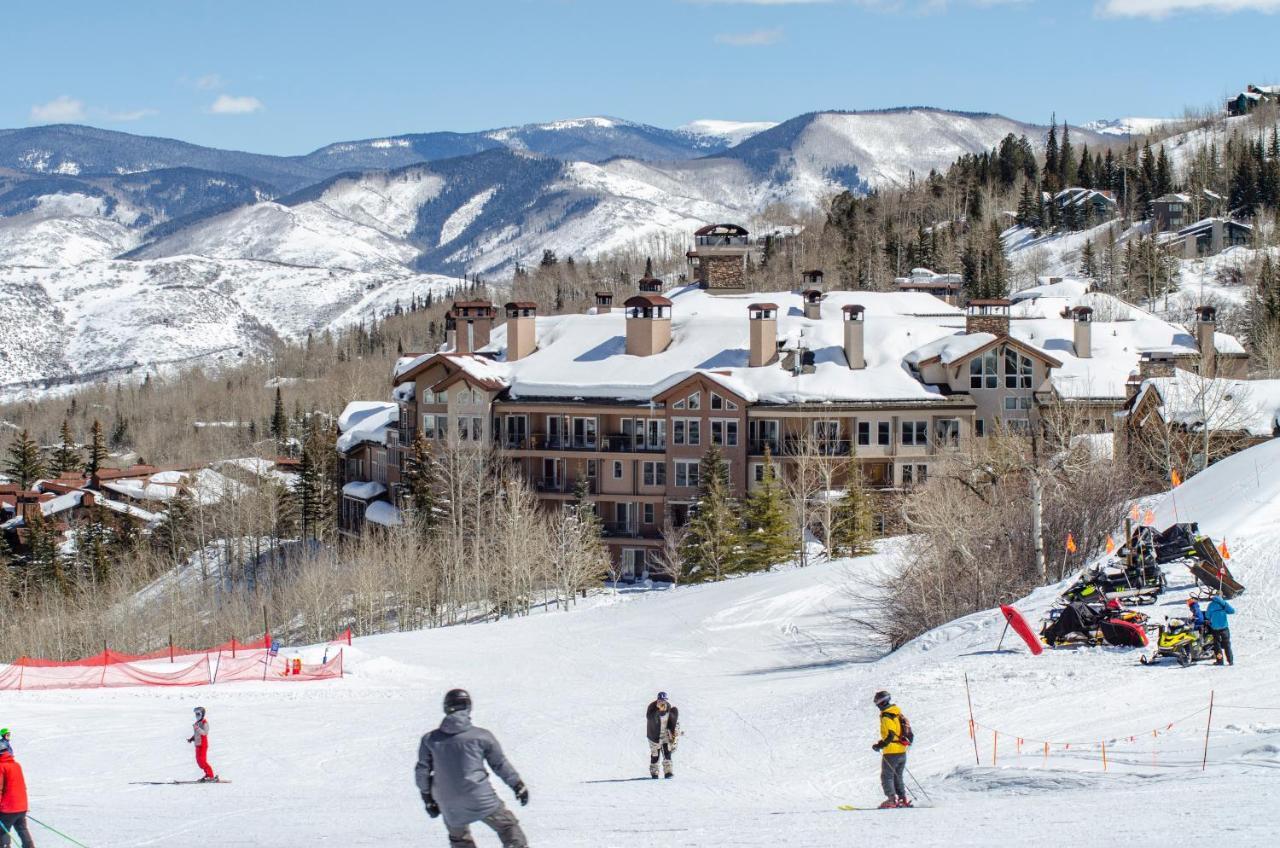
top-left (1105, 535), bottom-right (1116, 554)
top-left (1129, 504), bottom-right (1141, 522)
top-left (1171, 469), bottom-right (1182, 488)
top-left (1143, 509), bottom-right (1156, 526)
top-left (1066, 533), bottom-right (1078, 554)
top-left (1220, 539), bottom-right (1230, 560)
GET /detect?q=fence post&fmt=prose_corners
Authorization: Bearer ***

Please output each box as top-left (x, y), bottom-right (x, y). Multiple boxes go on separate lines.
top-left (992, 730), bottom-right (998, 765)
top-left (1202, 690), bottom-right (1215, 771)
top-left (964, 673), bottom-right (980, 765)
top-left (169, 634), bottom-right (175, 664)
top-left (1101, 741), bottom-right (1108, 772)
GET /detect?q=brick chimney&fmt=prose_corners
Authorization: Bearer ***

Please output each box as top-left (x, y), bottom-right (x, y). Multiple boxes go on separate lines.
top-left (1195, 304), bottom-right (1217, 377)
top-left (624, 294), bottom-right (672, 357)
top-left (747, 303), bottom-right (779, 367)
top-left (842, 304), bottom-right (866, 370)
top-left (800, 286), bottom-right (823, 320)
top-left (595, 291), bottom-right (614, 314)
top-left (448, 300), bottom-right (496, 354)
top-left (504, 301), bottom-right (537, 362)
top-left (1071, 305), bottom-right (1093, 359)
top-left (965, 299), bottom-right (1011, 337)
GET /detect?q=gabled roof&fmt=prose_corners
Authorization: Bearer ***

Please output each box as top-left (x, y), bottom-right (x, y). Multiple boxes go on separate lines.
top-left (905, 332), bottom-right (1063, 370)
top-left (1128, 372), bottom-right (1280, 437)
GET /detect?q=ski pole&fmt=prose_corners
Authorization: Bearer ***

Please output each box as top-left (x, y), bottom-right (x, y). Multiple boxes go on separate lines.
top-left (904, 765), bottom-right (933, 806)
top-left (27, 815), bottom-right (92, 848)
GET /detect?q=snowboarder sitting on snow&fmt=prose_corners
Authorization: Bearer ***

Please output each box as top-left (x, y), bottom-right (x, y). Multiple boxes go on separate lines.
top-left (1207, 594), bottom-right (1235, 666)
top-left (646, 692), bottom-right (679, 779)
top-left (871, 690), bottom-right (912, 809)
top-left (416, 688), bottom-right (529, 848)
top-left (186, 706), bottom-right (218, 783)
top-left (0, 738), bottom-right (35, 848)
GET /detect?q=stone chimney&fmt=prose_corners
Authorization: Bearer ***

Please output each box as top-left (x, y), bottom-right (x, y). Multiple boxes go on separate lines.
top-left (638, 276), bottom-right (664, 293)
top-left (595, 291), bottom-right (614, 314)
top-left (624, 294), bottom-right (673, 357)
top-left (747, 303), bottom-right (779, 367)
top-left (1071, 305), bottom-right (1093, 359)
top-left (447, 300), bottom-right (496, 354)
top-left (800, 287), bottom-right (823, 320)
top-left (842, 304), bottom-right (866, 370)
top-left (965, 299), bottom-right (1011, 337)
top-left (1139, 352), bottom-right (1176, 380)
top-left (1195, 304), bottom-right (1218, 377)
top-left (504, 302), bottom-right (537, 362)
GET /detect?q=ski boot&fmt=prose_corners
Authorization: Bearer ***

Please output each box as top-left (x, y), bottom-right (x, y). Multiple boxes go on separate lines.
top-left (649, 764), bottom-right (659, 779)
top-left (663, 762), bottom-right (674, 779)
top-left (198, 775), bottom-right (219, 783)
top-left (896, 796), bottom-right (913, 808)
top-left (878, 798), bottom-right (898, 809)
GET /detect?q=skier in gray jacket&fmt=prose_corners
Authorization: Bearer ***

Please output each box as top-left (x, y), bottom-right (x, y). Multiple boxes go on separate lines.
top-left (415, 689), bottom-right (530, 847)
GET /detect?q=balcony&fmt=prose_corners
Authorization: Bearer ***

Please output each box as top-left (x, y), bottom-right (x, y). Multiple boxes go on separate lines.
top-left (535, 478), bottom-right (597, 495)
top-left (780, 437), bottom-right (853, 456)
top-left (543, 437), bottom-right (600, 452)
top-left (748, 439), bottom-right (781, 456)
top-left (602, 522), bottom-right (659, 539)
top-left (604, 434), bottom-right (666, 453)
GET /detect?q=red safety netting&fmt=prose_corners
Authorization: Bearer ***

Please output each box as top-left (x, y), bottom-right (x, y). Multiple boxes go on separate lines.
top-left (13, 635), bottom-right (271, 667)
top-left (0, 655), bottom-right (211, 691)
top-left (212, 650), bottom-right (343, 683)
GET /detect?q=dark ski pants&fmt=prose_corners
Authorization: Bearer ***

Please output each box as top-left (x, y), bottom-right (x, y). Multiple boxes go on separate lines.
top-left (880, 753), bottom-right (907, 800)
top-left (1212, 627), bottom-right (1234, 665)
top-left (649, 740), bottom-right (674, 776)
top-left (0, 812), bottom-right (35, 848)
top-left (446, 804), bottom-right (527, 848)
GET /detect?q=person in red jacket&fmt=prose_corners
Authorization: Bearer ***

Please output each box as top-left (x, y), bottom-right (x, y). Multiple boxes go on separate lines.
top-left (0, 741), bottom-right (35, 848)
top-left (186, 707), bottom-right (218, 783)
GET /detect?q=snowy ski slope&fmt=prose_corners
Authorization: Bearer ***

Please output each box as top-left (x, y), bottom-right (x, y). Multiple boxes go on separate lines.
top-left (4, 442), bottom-right (1280, 846)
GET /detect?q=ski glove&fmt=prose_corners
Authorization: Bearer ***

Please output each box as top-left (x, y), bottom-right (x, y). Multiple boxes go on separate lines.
top-left (515, 782), bottom-right (529, 806)
top-left (422, 793), bottom-right (440, 818)
top-left (872, 741), bottom-right (883, 752)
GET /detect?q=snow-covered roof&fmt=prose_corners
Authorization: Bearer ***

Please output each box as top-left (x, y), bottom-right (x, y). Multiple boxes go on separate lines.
top-left (365, 500), bottom-right (403, 527)
top-left (903, 332), bottom-right (995, 367)
top-left (336, 401), bottom-right (398, 453)
top-left (1132, 372), bottom-right (1280, 437)
top-left (342, 480), bottom-right (387, 500)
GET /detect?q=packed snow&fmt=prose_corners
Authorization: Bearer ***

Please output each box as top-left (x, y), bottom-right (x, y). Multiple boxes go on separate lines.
top-left (5, 437), bottom-right (1280, 845)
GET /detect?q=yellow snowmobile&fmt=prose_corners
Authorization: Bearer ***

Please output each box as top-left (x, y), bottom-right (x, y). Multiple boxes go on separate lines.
top-left (1140, 617), bottom-right (1216, 667)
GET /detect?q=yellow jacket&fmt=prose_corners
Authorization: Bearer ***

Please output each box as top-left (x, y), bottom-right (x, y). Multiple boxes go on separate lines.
top-left (877, 705), bottom-right (907, 755)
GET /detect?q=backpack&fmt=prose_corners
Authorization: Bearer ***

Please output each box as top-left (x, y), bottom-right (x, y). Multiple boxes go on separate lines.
top-left (885, 710), bottom-right (914, 747)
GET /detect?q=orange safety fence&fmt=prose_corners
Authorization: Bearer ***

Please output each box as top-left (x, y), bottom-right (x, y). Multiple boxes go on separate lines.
top-left (0, 655), bottom-right (212, 691)
top-left (212, 650), bottom-right (343, 683)
top-left (12, 635), bottom-right (271, 667)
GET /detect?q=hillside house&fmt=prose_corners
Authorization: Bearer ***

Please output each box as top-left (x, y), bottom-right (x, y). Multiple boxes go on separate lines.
top-left (1151, 191), bottom-right (1226, 232)
top-left (1052, 188), bottom-right (1118, 228)
top-left (1157, 217), bottom-right (1253, 259)
top-left (338, 240), bottom-right (1246, 576)
top-left (1227, 84), bottom-right (1280, 117)
top-left (894, 268), bottom-right (963, 305)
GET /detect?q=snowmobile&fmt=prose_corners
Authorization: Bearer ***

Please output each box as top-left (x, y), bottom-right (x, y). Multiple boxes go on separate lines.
top-left (1140, 618), bottom-right (1217, 667)
top-left (1118, 523), bottom-right (1199, 566)
top-left (1041, 602), bottom-right (1149, 647)
top-left (1060, 562), bottom-right (1165, 606)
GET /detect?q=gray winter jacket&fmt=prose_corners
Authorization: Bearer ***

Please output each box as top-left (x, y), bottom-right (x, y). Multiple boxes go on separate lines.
top-left (415, 711), bottom-right (523, 828)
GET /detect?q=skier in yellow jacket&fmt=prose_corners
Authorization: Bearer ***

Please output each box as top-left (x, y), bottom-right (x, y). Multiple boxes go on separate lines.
top-left (871, 691), bottom-right (910, 808)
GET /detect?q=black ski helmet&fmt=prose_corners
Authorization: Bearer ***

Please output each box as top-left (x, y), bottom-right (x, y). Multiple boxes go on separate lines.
top-left (873, 691), bottom-right (891, 709)
top-left (443, 688), bottom-right (472, 715)
top-left (193, 706), bottom-right (206, 720)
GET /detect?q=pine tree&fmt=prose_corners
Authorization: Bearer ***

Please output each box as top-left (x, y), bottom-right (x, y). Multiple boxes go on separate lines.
top-left (269, 387), bottom-right (289, 449)
top-left (51, 420), bottom-right (80, 476)
top-left (152, 485), bottom-right (195, 563)
top-left (75, 502), bottom-right (112, 585)
top-left (296, 421), bottom-right (337, 541)
top-left (1057, 121), bottom-right (1073, 190)
top-left (402, 432), bottom-right (440, 538)
top-left (1155, 145), bottom-right (1174, 198)
top-left (1076, 143), bottom-right (1092, 188)
top-left (1079, 240), bottom-right (1099, 280)
top-left (680, 446), bottom-right (739, 583)
top-left (1044, 117), bottom-right (1059, 194)
top-left (4, 430), bottom-right (44, 490)
top-left (84, 419), bottom-right (108, 478)
top-left (736, 449), bottom-right (795, 573)
top-left (26, 507), bottom-right (68, 593)
top-left (833, 467), bottom-right (876, 557)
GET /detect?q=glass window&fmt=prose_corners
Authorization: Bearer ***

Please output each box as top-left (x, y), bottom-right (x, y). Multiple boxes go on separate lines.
top-left (711, 419), bottom-right (739, 447)
top-left (935, 419), bottom-right (960, 447)
top-left (916, 464), bottom-right (928, 484)
top-left (643, 503), bottom-right (655, 525)
top-left (472, 417), bottom-right (483, 441)
top-left (1004, 397), bottom-right (1018, 411)
top-left (878, 422), bottom-right (890, 446)
top-left (642, 461), bottom-right (666, 486)
top-left (710, 392), bottom-right (724, 410)
top-left (674, 460), bottom-right (700, 488)
top-left (902, 464), bottom-right (913, 486)
top-left (673, 399), bottom-right (685, 410)
top-left (458, 417), bottom-right (471, 441)
top-left (970, 350), bottom-right (998, 389)
top-left (901, 421), bottom-right (928, 446)
top-left (687, 419), bottom-right (700, 446)
top-left (975, 418), bottom-right (986, 437)
top-left (1005, 347), bottom-right (1033, 389)
top-left (857, 421), bottom-right (870, 446)
top-left (422, 414), bottom-right (437, 438)
top-left (687, 392), bottom-right (701, 410)
top-left (613, 461), bottom-right (623, 479)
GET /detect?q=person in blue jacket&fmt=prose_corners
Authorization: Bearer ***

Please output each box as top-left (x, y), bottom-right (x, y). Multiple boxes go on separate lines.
top-left (1206, 595), bottom-right (1235, 666)
top-left (1185, 597), bottom-right (1205, 628)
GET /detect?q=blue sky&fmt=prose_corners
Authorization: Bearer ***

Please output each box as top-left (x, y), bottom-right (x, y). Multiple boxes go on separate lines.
top-left (4, 0), bottom-right (1279, 154)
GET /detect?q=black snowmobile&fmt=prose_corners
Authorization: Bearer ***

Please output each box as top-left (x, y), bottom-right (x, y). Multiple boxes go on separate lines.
top-left (1060, 561), bottom-right (1165, 606)
top-left (1041, 602), bottom-right (1150, 647)
top-left (1117, 523), bottom-right (1199, 566)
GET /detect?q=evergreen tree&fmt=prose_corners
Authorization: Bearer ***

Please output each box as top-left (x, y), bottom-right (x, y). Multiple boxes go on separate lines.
top-left (736, 449), bottom-right (795, 573)
top-left (26, 507), bottom-right (68, 593)
top-left (51, 420), bottom-right (80, 476)
top-left (680, 446), bottom-right (739, 583)
top-left (1155, 145), bottom-right (1174, 198)
top-left (1076, 143), bottom-right (1092, 188)
top-left (1079, 240), bottom-right (1099, 280)
top-left (643, 256), bottom-right (654, 278)
top-left (75, 502), bottom-right (112, 585)
top-left (84, 419), bottom-right (108, 477)
top-left (1057, 121), bottom-right (1073, 190)
top-left (402, 432), bottom-right (440, 538)
top-left (833, 468), bottom-right (876, 557)
top-left (4, 430), bottom-right (44, 490)
top-left (269, 387), bottom-right (289, 449)
top-left (152, 485), bottom-right (195, 563)
top-left (296, 421), bottom-right (338, 541)
top-left (1043, 118), bottom-right (1060, 194)
top-left (110, 415), bottom-right (130, 449)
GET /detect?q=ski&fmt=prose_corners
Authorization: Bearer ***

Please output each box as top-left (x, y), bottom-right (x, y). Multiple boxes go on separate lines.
top-left (836, 804), bottom-right (921, 811)
top-left (132, 779), bottom-right (232, 785)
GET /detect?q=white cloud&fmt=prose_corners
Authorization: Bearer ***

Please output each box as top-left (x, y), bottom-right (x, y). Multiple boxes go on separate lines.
top-left (1098, 0), bottom-right (1280, 16)
top-left (29, 95), bottom-right (87, 124)
top-left (103, 108), bottom-right (159, 122)
top-left (195, 73), bottom-right (225, 91)
top-left (714, 27), bottom-right (785, 45)
top-left (209, 94), bottom-right (265, 115)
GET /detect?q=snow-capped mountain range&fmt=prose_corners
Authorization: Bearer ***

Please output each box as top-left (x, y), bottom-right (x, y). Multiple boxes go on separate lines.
top-left (0, 108), bottom-right (1110, 391)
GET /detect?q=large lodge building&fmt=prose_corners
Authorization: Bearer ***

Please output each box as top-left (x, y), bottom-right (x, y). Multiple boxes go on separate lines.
top-left (337, 226), bottom-right (1248, 579)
